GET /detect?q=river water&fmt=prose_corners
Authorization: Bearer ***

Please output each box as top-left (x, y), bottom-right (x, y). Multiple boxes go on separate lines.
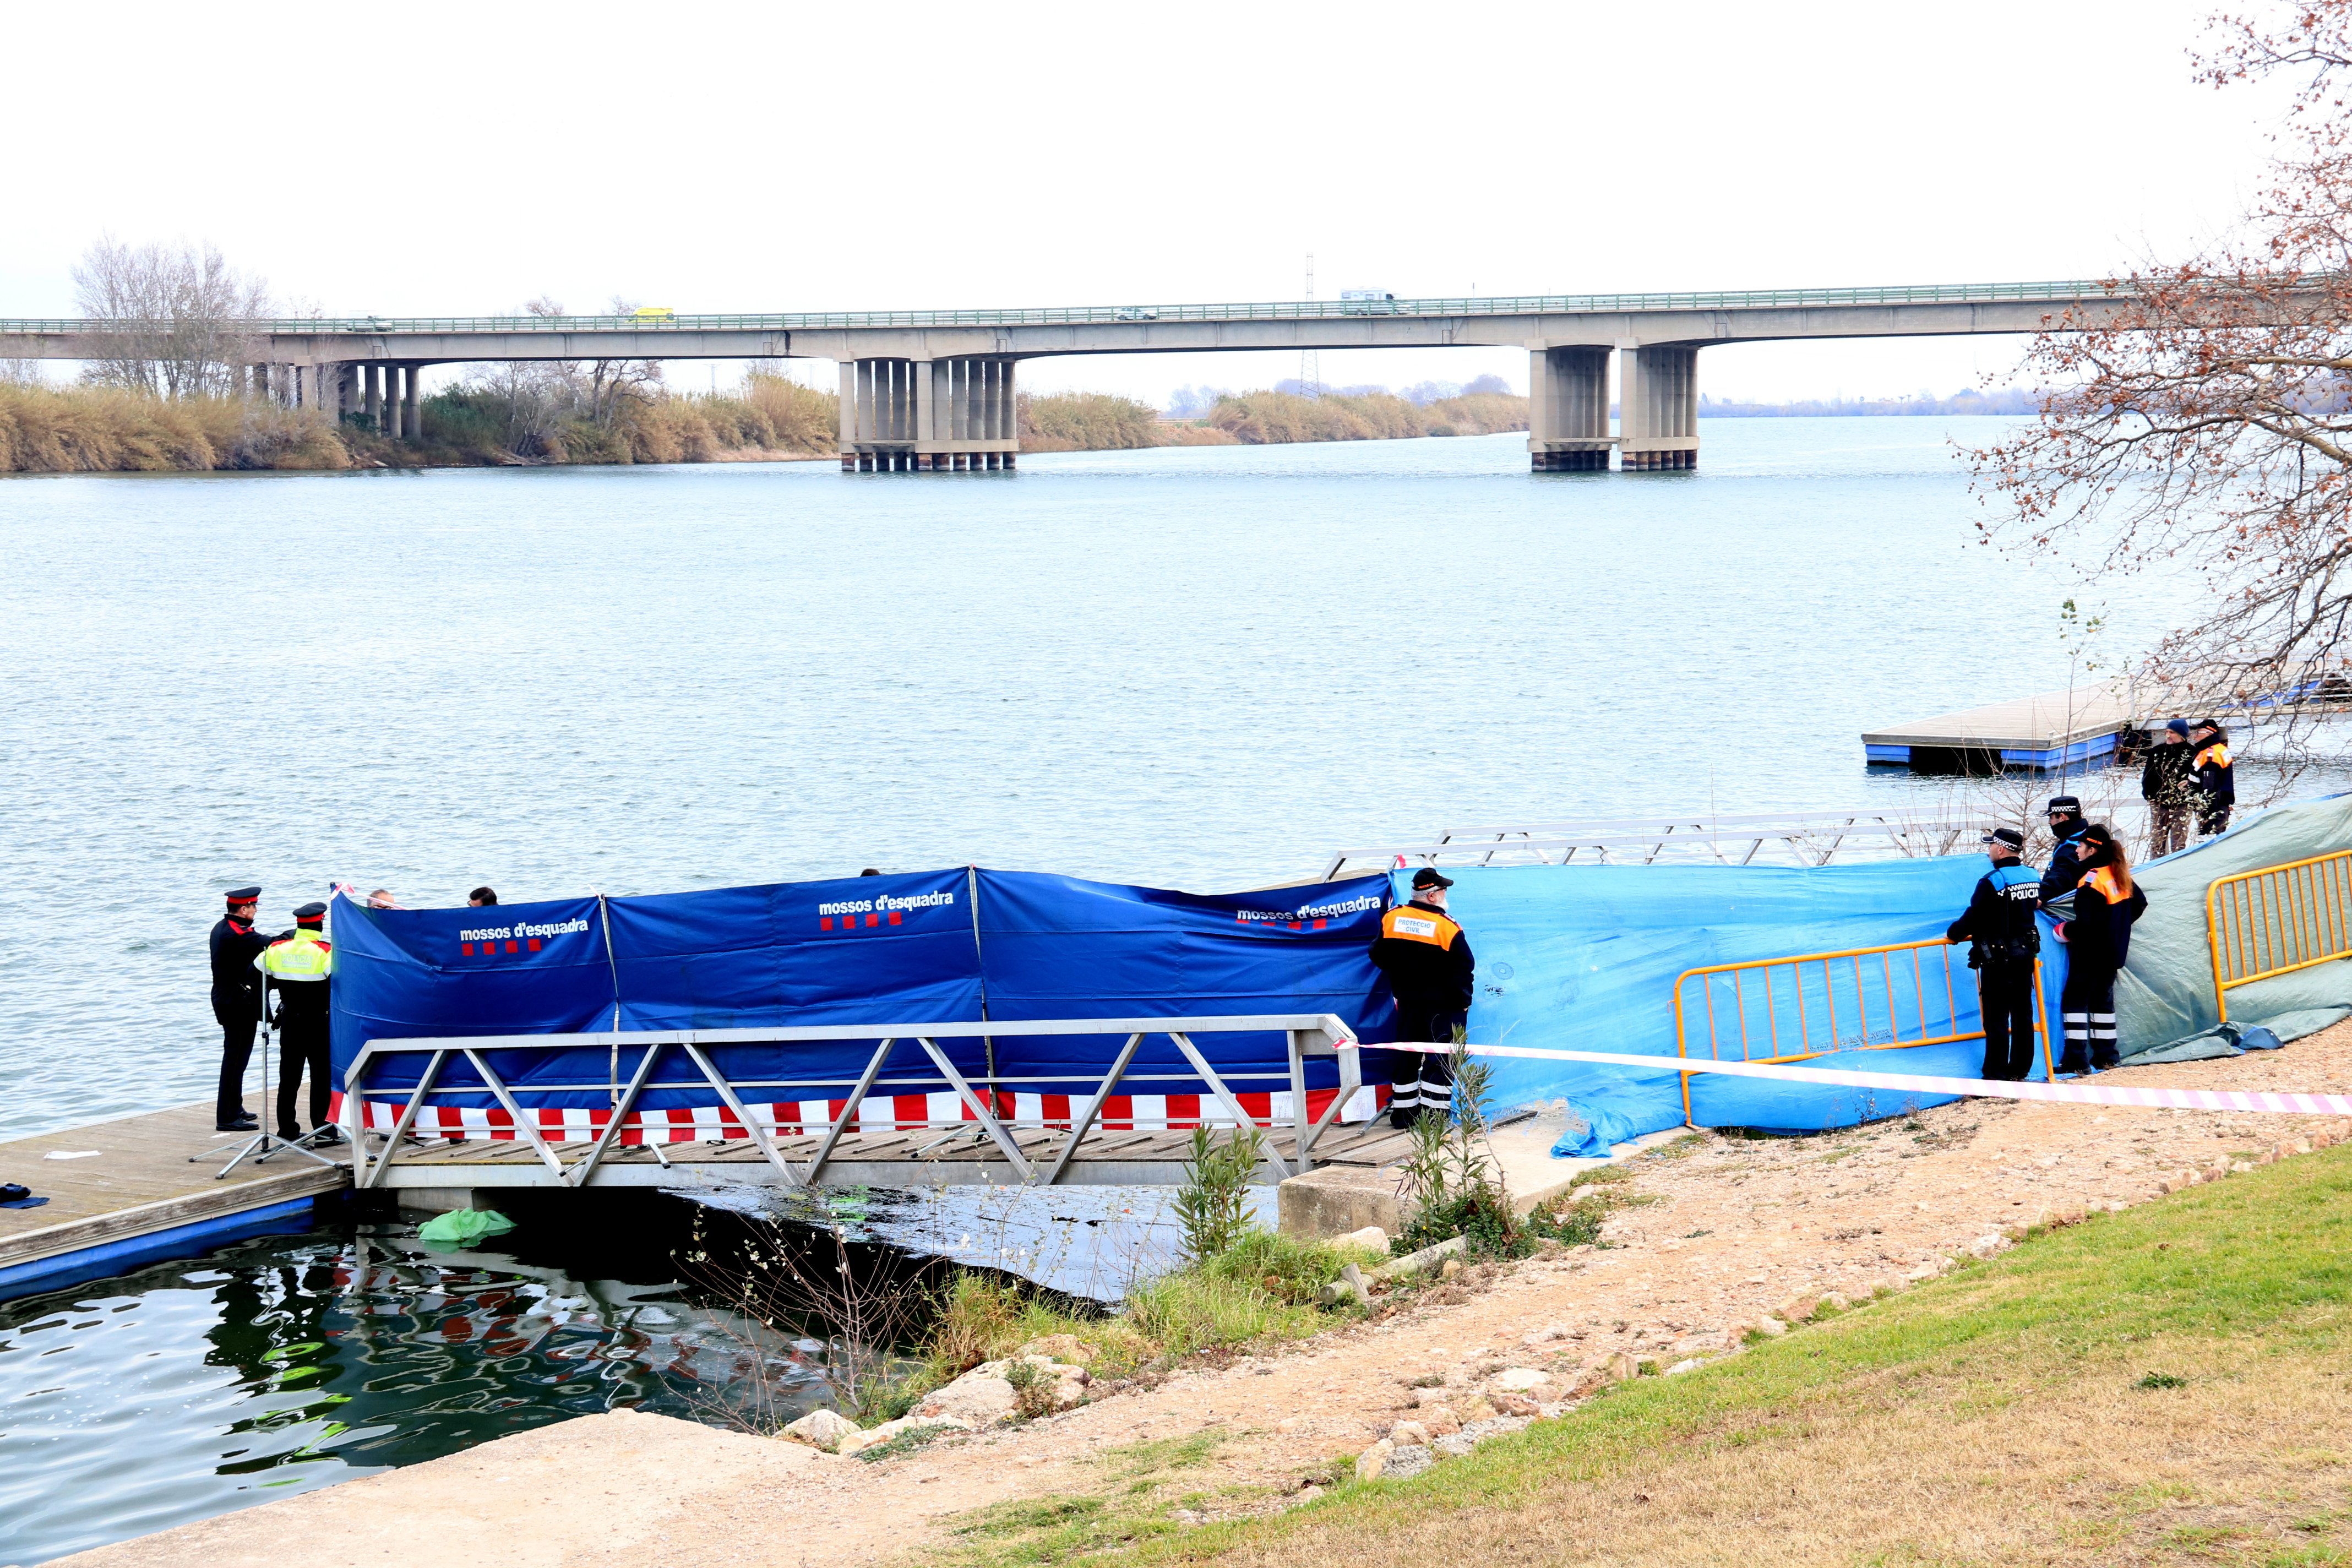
top-left (2, 417), bottom-right (2180, 1140)
top-left (1, 418), bottom-right (2187, 1564)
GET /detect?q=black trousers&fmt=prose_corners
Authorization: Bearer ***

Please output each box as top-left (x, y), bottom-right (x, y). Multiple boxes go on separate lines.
top-left (276, 1021), bottom-right (333, 1135)
top-left (2199, 802), bottom-right (2234, 838)
top-left (2060, 961), bottom-right (2120, 1073)
top-left (1390, 1001), bottom-right (1463, 1119)
top-left (1976, 960), bottom-right (2039, 1082)
top-left (214, 1009), bottom-right (256, 1123)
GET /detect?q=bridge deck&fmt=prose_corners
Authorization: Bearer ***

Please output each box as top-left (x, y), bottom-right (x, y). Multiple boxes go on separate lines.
top-left (366, 1118), bottom-right (1418, 1190)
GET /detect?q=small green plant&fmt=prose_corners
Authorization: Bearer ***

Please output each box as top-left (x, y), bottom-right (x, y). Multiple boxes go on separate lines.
top-left (1173, 1124), bottom-right (1264, 1263)
top-left (853, 1422), bottom-right (964, 1462)
top-left (1392, 1045), bottom-right (1529, 1259)
top-left (2137, 1371), bottom-right (2189, 1390)
top-left (1524, 1191), bottom-right (1613, 1248)
top-left (1003, 1357), bottom-right (1058, 1420)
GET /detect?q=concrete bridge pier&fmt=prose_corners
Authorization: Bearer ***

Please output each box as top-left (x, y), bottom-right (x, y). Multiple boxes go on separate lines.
top-left (401, 364), bottom-right (420, 442)
top-left (1526, 345), bottom-right (1613, 472)
top-left (1619, 341), bottom-right (1699, 472)
top-left (366, 363), bottom-right (385, 431)
top-left (840, 355), bottom-right (1019, 472)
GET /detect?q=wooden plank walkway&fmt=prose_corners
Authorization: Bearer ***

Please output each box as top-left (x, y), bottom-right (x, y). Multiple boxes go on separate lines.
top-left (0, 1102), bottom-right (349, 1275)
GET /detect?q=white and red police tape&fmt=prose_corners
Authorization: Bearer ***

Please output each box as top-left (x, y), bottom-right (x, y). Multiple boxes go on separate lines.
top-left (1360, 1039), bottom-right (2352, 1118)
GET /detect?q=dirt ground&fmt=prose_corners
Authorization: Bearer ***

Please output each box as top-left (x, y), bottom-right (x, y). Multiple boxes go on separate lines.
top-left (66, 1022), bottom-right (2352, 1568)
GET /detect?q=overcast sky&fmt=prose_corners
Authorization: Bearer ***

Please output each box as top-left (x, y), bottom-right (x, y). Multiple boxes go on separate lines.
top-left (2, 0), bottom-right (2295, 404)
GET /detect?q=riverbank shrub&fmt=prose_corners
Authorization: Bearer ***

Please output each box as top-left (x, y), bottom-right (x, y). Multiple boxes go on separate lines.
top-left (1020, 391), bottom-right (1166, 451)
top-left (0, 384), bottom-right (347, 471)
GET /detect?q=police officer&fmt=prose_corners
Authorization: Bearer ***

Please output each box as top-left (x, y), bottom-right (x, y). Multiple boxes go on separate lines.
top-left (208, 886), bottom-right (268, 1131)
top-left (2190, 718), bottom-right (2235, 837)
top-left (1369, 869), bottom-right (1475, 1129)
top-left (259, 901), bottom-right (339, 1144)
top-left (1945, 829), bottom-right (2043, 1081)
top-left (2038, 794), bottom-right (2093, 907)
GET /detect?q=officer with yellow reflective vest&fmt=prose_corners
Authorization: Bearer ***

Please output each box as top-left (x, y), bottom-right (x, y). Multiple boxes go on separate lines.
top-left (257, 901), bottom-right (339, 1144)
top-left (1369, 869), bottom-right (1476, 1129)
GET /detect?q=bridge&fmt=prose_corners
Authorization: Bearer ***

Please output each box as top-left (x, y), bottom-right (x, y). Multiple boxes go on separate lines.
top-left (0, 277), bottom-right (2127, 472)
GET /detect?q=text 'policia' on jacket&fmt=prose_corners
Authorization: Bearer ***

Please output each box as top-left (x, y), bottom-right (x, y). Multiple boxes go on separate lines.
top-left (1946, 861), bottom-right (2043, 967)
top-left (1369, 900), bottom-right (1475, 1010)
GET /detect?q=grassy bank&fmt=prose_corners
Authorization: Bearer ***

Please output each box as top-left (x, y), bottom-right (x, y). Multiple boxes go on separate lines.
top-left (4, 379), bottom-right (1529, 472)
top-left (0, 382), bottom-right (352, 471)
top-left (0, 374), bottom-right (839, 473)
top-left (934, 1144), bottom-right (2352, 1568)
top-left (1204, 389), bottom-right (1527, 444)
top-left (418, 371), bottom-right (837, 465)
top-left (1016, 388), bottom-right (1531, 453)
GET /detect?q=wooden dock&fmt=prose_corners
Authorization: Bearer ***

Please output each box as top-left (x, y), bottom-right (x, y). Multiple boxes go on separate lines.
top-left (0, 1103), bottom-right (349, 1300)
top-left (1863, 682), bottom-right (2141, 771)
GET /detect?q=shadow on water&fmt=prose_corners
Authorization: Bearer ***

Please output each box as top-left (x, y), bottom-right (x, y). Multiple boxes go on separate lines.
top-left (0, 1184), bottom-right (1183, 1565)
top-left (0, 1193), bottom-right (846, 1564)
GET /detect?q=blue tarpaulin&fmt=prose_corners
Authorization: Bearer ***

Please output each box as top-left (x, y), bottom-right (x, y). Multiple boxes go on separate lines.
top-left (330, 869), bottom-right (1395, 1119)
top-left (1409, 857), bottom-right (2068, 1155)
top-left (973, 870), bottom-right (1392, 1105)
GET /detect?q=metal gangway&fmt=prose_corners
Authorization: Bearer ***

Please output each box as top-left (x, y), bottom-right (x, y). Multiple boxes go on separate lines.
top-left (1322, 809), bottom-right (1981, 880)
top-left (339, 1014), bottom-right (1427, 1194)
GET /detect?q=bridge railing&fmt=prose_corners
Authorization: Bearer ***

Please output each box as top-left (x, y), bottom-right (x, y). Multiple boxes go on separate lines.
top-left (0, 278), bottom-right (2128, 338)
top-left (340, 1013), bottom-right (1366, 1191)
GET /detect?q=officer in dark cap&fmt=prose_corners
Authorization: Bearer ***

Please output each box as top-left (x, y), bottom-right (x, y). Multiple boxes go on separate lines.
top-left (208, 886), bottom-right (268, 1130)
top-left (1369, 868), bottom-right (1476, 1129)
top-left (1946, 828), bottom-right (2044, 1080)
top-left (2038, 794), bottom-right (2094, 908)
top-left (258, 901), bottom-right (339, 1144)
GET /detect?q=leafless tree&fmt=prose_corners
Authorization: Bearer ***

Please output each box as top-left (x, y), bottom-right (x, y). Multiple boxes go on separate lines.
top-left (1971, 4), bottom-right (2352, 788)
top-left (0, 359), bottom-right (46, 386)
top-left (71, 235), bottom-right (271, 399)
top-left (583, 296), bottom-right (664, 430)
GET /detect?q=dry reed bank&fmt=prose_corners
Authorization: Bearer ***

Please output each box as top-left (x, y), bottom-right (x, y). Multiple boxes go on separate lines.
top-left (3, 380), bottom-right (1532, 472)
top-left (0, 375), bottom-right (841, 473)
top-left (1017, 388), bottom-right (1531, 453)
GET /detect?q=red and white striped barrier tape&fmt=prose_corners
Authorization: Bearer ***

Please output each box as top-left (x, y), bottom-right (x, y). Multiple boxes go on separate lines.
top-left (1358, 1040), bottom-right (2352, 1118)
top-left (330, 1084), bottom-right (1389, 1144)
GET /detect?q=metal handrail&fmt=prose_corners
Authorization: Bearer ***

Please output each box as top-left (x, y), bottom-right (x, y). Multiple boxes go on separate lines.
top-left (1323, 818), bottom-right (1967, 879)
top-left (1671, 938), bottom-right (2052, 1120)
top-left (341, 1012), bottom-right (1362, 1191)
top-left (0, 277), bottom-right (2132, 337)
top-left (2207, 850), bottom-right (2352, 1021)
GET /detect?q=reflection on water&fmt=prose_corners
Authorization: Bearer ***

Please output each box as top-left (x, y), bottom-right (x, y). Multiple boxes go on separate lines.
top-left (0, 1219), bottom-right (823, 1566)
top-left (687, 1179), bottom-right (1272, 1302)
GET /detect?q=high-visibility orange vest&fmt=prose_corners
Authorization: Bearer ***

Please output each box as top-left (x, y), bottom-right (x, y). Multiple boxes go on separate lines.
top-left (1380, 902), bottom-right (1463, 951)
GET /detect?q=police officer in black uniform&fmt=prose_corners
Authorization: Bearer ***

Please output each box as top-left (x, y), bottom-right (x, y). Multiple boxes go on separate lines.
top-left (2038, 794), bottom-right (2094, 906)
top-left (1946, 829), bottom-right (2044, 1081)
top-left (1369, 869), bottom-right (1476, 1129)
top-left (208, 885), bottom-right (267, 1131)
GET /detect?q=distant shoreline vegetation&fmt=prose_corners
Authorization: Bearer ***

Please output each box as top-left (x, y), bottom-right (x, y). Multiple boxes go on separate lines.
top-left (1698, 387), bottom-right (2041, 417)
top-left (0, 374), bottom-right (2041, 475)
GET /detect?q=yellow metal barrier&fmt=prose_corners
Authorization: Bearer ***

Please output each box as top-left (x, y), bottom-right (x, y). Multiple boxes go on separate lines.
top-left (1672, 938), bottom-right (2051, 1120)
top-left (2207, 848), bottom-right (2352, 1021)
